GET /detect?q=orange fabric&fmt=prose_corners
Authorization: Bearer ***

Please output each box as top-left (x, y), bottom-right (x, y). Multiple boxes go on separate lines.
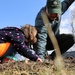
top-left (2, 58), bottom-right (15, 63)
top-left (0, 42), bottom-right (10, 57)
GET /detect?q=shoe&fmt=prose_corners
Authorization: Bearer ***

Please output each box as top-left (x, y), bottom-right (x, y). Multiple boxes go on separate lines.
top-left (1, 58), bottom-right (15, 63)
top-left (48, 54), bottom-right (55, 60)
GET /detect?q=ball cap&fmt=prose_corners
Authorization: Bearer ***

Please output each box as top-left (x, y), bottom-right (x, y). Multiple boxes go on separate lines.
top-left (46, 0), bottom-right (61, 14)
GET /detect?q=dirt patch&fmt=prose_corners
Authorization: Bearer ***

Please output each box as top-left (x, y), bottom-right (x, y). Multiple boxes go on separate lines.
top-left (0, 57), bottom-right (75, 75)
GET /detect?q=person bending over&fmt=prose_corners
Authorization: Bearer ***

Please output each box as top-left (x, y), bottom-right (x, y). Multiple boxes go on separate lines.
top-left (0, 24), bottom-right (42, 63)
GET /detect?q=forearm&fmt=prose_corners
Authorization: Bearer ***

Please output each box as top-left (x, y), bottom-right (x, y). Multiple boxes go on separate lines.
top-left (62, 0), bottom-right (74, 14)
top-left (35, 25), bottom-right (47, 60)
top-left (17, 46), bottom-right (38, 61)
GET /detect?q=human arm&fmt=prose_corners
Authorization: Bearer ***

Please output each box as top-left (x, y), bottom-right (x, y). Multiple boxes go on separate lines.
top-left (35, 7), bottom-right (48, 61)
top-left (35, 25), bottom-right (47, 61)
top-left (62, 0), bottom-right (74, 14)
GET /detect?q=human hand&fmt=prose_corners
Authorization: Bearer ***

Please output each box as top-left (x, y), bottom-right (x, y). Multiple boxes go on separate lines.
top-left (36, 57), bottom-right (43, 63)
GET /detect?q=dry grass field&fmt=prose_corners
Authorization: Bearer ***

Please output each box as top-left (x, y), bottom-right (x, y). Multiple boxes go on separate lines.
top-left (0, 57), bottom-right (75, 75)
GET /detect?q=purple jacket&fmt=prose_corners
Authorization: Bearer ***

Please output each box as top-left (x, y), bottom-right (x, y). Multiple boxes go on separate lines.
top-left (0, 27), bottom-right (38, 61)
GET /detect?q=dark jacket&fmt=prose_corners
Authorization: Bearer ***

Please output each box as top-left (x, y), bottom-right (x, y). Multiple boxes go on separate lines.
top-left (35, 0), bottom-right (74, 60)
top-left (0, 27), bottom-right (38, 61)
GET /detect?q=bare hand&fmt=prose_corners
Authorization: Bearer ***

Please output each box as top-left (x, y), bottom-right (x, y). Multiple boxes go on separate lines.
top-left (36, 57), bottom-right (43, 63)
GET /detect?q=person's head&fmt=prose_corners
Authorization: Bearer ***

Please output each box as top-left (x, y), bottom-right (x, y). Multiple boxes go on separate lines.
top-left (21, 24), bottom-right (37, 45)
top-left (46, 0), bottom-right (61, 20)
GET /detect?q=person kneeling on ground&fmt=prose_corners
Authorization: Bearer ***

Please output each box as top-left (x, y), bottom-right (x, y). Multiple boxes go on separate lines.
top-left (0, 24), bottom-right (42, 63)
top-left (34, 0), bottom-right (75, 61)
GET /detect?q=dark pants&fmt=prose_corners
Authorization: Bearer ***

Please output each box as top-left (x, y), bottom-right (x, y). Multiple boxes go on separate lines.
top-left (46, 34), bottom-right (74, 59)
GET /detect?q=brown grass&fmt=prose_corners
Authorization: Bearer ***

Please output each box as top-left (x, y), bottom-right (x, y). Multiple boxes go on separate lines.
top-left (0, 58), bottom-right (75, 75)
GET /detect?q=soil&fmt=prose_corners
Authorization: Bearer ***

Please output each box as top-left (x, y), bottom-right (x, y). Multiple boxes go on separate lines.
top-left (0, 57), bottom-right (75, 75)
